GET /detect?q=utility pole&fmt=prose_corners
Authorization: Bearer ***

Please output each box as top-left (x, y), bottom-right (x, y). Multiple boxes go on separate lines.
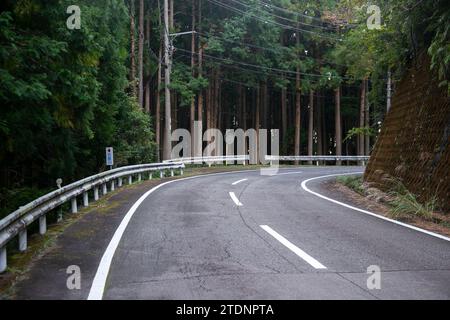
top-left (163, 0), bottom-right (172, 160)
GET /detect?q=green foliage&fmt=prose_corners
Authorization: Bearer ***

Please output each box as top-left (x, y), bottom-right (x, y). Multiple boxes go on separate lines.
top-left (0, 0), bottom-right (156, 208)
top-left (388, 182), bottom-right (437, 221)
top-left (343, 126), bottom-right (376, 142)
top-left (336, 175), bottom-right (365, 194)
top-left (427, 8), bottom-right (450, 94)
top-left (0, 187), bottom-right (53, 220)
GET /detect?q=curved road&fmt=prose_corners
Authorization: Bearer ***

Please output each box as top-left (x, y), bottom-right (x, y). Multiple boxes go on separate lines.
top-left (91, 167), bottom-right (450, 300)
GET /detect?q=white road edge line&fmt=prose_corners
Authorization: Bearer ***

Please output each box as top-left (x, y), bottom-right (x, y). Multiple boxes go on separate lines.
top-left (232, 178), bottom-right (248, 186)
top-left (229, 192), bottom-right (243, 206)
top-left (301, 172), bottom-right (450, 242)
top-left (88, 169), bottom-right (263, 300)
top-left (260, 225), bottom-right (327, 269)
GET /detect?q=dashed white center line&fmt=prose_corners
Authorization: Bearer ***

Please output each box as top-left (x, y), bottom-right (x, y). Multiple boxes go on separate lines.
top-left (229, 192), bottom-right (243, 206)
top-left (260, 225), bottom-right (327, 270)
top-left (232, 178), bottom-right (248, 186)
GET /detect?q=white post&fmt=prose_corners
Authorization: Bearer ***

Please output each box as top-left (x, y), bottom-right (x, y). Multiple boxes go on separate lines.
top-left (149, 173), bottom-right (153, 180)
top-left (83, 192), bottom-right (89, 207)
top-left (71, 198), bottom-right (78, 214)
top-left (171, 169), bottom-right (174, 177)
top-left (111, 180), bottom-right (115, 191)
top-left (39, 215), bottom-right (47, 235)
top-left (94, 187), bottom-right (99, 201)
top-left (0, 247), bottom-right (6, 273)
top-left (138, 173), bottom-right (142, 182)
top-left (102, 184), bottom-right (107, 195)
top-left (160, 171), bottom-right (164, 179)
top-left (118, 178), bottom-right (123, 187)
top-left (128, 176), bottom-right (133, 185)
top-left (180, 168), bottom-right (184, 175)
top-left (19, 230), bottom-right (27, 252)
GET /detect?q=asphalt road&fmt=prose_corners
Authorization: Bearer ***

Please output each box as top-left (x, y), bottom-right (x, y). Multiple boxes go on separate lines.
top-left (95, 167), bottom-right (450, 300)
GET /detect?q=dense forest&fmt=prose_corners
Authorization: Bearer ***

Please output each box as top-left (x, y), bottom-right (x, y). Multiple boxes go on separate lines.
top-left (0, 0), bottom-right (448, 215)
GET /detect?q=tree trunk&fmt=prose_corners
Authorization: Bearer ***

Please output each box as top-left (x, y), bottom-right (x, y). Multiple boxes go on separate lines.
top-left (163, 0), bottom-right (172, 160)
top-left (316, 92), bottom-right (323, 157)
top-left (242, 86), bottom-right (246, 131)
top-left (155, 0), bottom-right (162, 161)
top-left (144, 11), bottom-right (151, 113)
top-left (190, 0), bottom-right (196, 154)
top-left (387, 68), bottom-right (392, 112)
top-left (294, 67), bottom-right (301, 164)
top-left (214, 69), bottom-right (220, 129)
top-left (169, 0), bottom-right (174, 29)
top-left (195, 0), bottom-right (203, 157)
top-left (335, 86), bottom-right (342, 165)
top-left (262, 82), bottom-right (267, 129)
top-left (358, 80), bottom-right (366, 157)
top-left (364, 79), bottom-right (370, 156)
top-left (129, 0), bottom-right (136, 97)
top-left (281, 83), bottom-right (287, 144)
top-left (308, 90), bottom-right (314, 164)
top-left (255, 85), bottom-right (260, 163)
top-left (138, 0), bottom-right (145, 107)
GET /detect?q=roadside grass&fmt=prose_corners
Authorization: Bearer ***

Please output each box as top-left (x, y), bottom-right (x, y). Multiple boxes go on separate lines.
top-left (336, 176), bottom-right (443, 223)
top-left (336, 175), bottom-right (365, 195)
top-left (388, 190), bottom-right (437, 221)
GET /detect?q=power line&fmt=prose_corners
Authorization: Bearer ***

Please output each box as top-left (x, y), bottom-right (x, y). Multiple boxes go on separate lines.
top-left (206, 0), bottom-right (342, 41)
top-left (175, 47), bottom-right (389, 85)
top-left (175, 47), bottom-right (353, 81)
top-left (225, 0), bottom-right (336, 31)
top-left (174, 49), bottom-right (326, 84)
top-left (198, 30), bottom-right (348, 68)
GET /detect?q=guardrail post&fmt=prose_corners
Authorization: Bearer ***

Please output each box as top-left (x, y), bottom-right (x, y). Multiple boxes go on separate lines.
top-left (138, 173), bottom-right (142, 182)
top-left (102, 183), bottom-right (107, 195)
top-left (0, 246), bottom-right (6, 273)
top-left (128, 175), bottom-right (133, 185)
top-left (149, 173), bottom-right (153, 180)
top-left (180, 168), bottom-right (184, 175)
top-left (94, 186), bottom-right (99, 201)
top-left (0, 246), bottom-right (8, 273)
top-left (111, 180), bottom-right (115, 191)
top-left (160, 171), bottom-right (164, 179)
top-left (83, 192), bottom-right (89, 207)
top-left (171, 169), bottom-right (174, 177)
top-left (39, 215), bottom-right (47, 235)
top-left (118, 178), bottom-right (123, 187)
top-left (19, 230), bottom-right (27, 252)
top-left (71, 198), bottom-right (78, 214)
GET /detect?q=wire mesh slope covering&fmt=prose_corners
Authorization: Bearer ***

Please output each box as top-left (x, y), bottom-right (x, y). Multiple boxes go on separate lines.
top-left (365, 54), bottom-right (450, 212)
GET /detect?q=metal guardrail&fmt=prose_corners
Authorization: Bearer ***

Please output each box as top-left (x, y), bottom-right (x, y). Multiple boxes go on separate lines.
top-left (266, 155), bottom-right (370, 163)
top-left (0, 161), bottom-right (185, 273)
top-left (0, 154), bottom-right (368, 273)
top-left (165, 155), bottom-right (250, 165)
top-left (166, 155), bottom-right (369, 165)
